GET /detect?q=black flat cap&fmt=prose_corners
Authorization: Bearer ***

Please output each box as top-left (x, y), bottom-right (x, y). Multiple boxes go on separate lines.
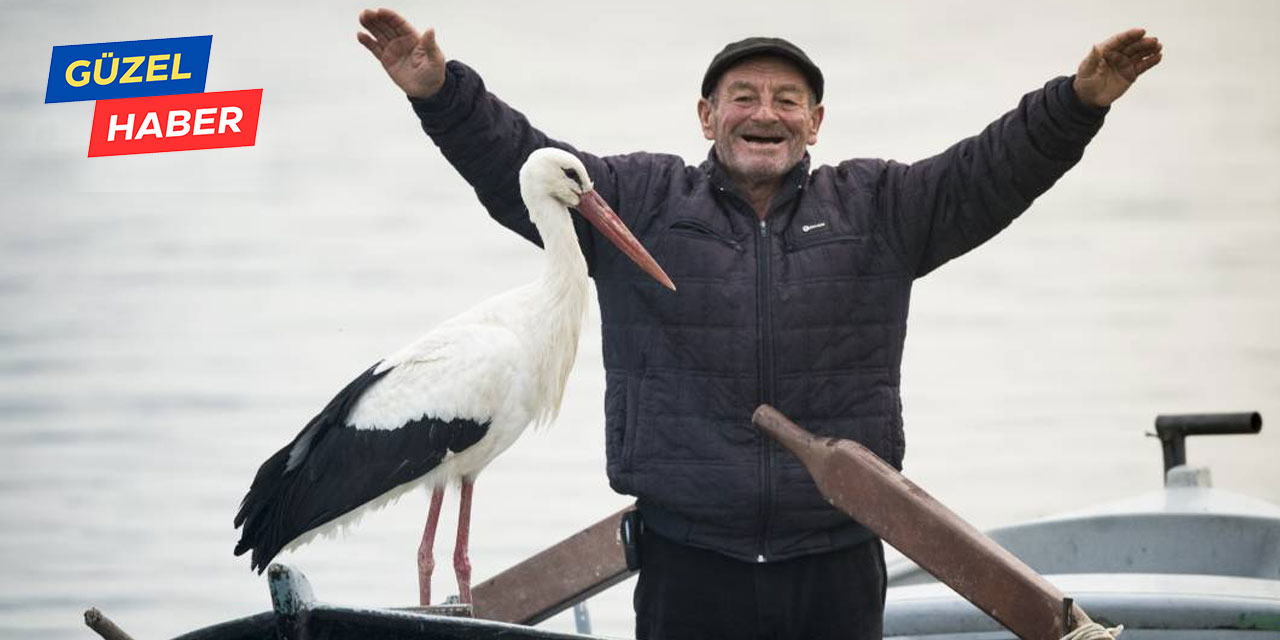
top-left (701, 36), bottom-right (824, 103)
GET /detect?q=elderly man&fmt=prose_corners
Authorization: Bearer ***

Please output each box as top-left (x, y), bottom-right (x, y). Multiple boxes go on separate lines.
top-left (358, 10), bottom-right (1160, 638)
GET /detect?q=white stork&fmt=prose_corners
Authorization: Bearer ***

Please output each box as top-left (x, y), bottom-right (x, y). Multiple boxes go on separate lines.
top-left (233, 148), bottom-right (674, 605)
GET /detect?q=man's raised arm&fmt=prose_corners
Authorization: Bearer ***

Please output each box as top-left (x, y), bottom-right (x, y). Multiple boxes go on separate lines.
top-left (881, 27), bottom-right (1164, 278)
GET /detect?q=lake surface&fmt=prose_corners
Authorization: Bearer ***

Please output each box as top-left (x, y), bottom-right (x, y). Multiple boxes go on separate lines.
top-left (2, 1), bottom-right (1278, 638)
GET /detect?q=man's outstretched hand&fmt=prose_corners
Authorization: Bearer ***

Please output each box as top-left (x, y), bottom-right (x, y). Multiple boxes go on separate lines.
top-left (1074, 28), bottom-right (1163, 109)
top-left (357, 8), bottom-right (446, 100)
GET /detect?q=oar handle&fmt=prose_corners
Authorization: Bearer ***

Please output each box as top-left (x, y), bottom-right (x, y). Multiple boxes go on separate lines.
top-left (753, 404), bottom-right (1093, 640)
top-left (753, 404), bottom-right (822, 460)
top-left (84, 608), bottom-right (136, 640)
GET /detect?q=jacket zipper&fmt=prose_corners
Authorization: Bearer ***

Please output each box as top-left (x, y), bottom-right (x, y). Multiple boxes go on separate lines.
top-left (756, 217), bottom-right (774, 563)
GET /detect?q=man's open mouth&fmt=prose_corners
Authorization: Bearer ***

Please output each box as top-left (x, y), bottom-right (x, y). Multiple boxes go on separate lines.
top-left (741, 134), bottom-right (786, 145)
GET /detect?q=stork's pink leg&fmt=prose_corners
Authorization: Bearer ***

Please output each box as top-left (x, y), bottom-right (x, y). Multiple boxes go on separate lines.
top-left (453, 479), bottom-right (474, 603)
top-left (417, 487), bottom-right (445, 606)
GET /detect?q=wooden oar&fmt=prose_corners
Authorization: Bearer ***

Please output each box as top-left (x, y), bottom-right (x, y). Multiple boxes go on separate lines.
top-left (752, 404), bottom-right (1091, 640)
top-left (472, 507), bottom-right (635, 625)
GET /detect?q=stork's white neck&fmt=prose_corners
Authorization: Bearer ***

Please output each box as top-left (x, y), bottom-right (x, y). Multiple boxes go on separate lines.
top-left (530, 196), bottom-right (589, 288)
top-left (523, 195), bottom-right (590, 426)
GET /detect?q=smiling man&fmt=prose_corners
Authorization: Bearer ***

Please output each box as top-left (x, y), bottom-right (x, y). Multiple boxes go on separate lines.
top-left (359, 11), bottom-right (1161, 639)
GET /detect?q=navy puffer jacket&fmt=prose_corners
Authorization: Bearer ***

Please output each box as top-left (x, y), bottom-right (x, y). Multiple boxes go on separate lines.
top-left (412, 61), bottom-right (1107, 562)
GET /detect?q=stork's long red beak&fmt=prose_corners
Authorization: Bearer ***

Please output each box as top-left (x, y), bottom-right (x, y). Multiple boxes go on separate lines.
top-left (576, 189), bottom-right (676, 291)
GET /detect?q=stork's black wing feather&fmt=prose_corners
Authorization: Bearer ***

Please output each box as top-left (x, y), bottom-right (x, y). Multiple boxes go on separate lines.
top-left (233, 362), bottom-right (489, 573)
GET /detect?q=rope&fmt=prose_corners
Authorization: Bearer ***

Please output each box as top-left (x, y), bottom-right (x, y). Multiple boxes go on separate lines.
top-left (1061, 622), bottom-right (1124, 639)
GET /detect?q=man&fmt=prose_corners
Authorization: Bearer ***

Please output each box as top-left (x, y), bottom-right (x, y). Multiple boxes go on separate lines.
top-left (358, 10), bottom-right (1161, 638)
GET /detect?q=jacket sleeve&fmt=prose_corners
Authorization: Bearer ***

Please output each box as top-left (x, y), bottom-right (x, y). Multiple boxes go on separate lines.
top-left (409, 60), bottom-right (632, 272)
top-left (873, 75), bottom-right (1108, 278)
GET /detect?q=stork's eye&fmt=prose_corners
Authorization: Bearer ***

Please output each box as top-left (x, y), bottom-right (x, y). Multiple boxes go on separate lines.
top-left (562, 167), bottom-right (583, 188)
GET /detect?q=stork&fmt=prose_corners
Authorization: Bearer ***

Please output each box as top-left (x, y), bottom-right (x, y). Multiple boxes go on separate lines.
top-left (233, 148), bottom-right (674, 605)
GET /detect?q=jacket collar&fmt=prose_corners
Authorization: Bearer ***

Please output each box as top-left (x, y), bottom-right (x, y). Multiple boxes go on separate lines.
top-left (700, 149), bottom-right (811, 217)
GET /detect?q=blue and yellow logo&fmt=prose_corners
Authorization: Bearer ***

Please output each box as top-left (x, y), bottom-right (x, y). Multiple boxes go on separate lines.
top-left (45, 35), bottom-right (212, 103)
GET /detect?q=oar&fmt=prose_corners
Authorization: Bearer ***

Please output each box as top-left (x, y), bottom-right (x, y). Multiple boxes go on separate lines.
top-left (472, 507), bottom-right (635, 624)
top-left (752, 404), bottom-right (1092, 640)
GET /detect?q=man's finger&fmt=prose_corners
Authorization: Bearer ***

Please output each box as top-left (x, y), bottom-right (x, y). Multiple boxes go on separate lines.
top-left (358, 10), bottom-right (389, 43)
top-left (1121, 37), bottom-right (1159, 58)
top-left (357, 31), bottom-right (384, 58)
top-left (1099, 27), bottom-right (1146, 54)
top-left (374, 8), bottom-right (418, 39)
top-left (375, 17), bottom-right (403, 45)
top-left (423, 28), bottom-right (444, 63)
top-left (1134, 52), bottom-right (1163, 76)
top-left (360, 10), bottom-right (399, 44)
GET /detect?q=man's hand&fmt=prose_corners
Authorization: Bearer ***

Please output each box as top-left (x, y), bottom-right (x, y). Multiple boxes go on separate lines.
top-left (357, 8), bottom-right (446, 100)
top-left (1073, 28), bottom-right (1163, 109)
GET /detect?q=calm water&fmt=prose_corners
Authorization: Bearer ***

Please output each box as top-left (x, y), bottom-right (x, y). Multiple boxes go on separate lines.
top-left (2, 1), bottom-right (1278, 638)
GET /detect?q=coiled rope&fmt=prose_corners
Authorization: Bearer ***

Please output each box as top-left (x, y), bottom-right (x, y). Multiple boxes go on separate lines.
top-left (1061, 622), bottom-right (1124, 639)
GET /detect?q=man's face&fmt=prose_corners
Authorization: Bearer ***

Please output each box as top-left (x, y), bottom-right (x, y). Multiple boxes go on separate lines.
top-left (698, 56), bottom-right (825, 185)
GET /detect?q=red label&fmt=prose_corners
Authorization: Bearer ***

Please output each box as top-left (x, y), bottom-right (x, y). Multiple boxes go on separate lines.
top-left (88, 89), bottom-right (262, 157)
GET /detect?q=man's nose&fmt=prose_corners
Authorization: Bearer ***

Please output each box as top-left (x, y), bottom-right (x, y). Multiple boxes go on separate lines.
top-left (749, 102), bottom-right (781, 122)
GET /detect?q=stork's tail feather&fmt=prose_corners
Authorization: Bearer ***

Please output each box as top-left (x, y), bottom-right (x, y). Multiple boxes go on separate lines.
top-left (233, 444), bottom-right (300, 573)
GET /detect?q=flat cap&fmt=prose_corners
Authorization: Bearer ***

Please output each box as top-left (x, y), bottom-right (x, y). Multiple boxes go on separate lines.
top-left (701, 36), bottom-right (824, 103)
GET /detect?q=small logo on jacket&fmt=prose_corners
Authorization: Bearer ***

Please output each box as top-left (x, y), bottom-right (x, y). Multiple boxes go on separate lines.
top-left (801, 222), bottom-right (827, 233)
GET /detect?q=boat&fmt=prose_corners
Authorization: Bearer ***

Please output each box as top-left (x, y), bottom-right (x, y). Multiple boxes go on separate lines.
top-left (85, 561), bottom-right (607, 640)
top-left (85, 412), bottom-right (1280, 639)
top-left (883, 412), bottom-right (1280, 639)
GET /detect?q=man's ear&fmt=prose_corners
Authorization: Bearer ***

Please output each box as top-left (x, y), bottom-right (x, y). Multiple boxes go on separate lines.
top-left (807, 104), bottom-right (825, 145)
top-left (697, 98), bottom-right (716, 141)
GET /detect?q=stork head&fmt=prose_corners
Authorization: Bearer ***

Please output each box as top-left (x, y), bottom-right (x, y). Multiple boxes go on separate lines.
top-left (520, 148), bottom-right (675, 291)
top-left (520, 148), bottom-right (595, 210)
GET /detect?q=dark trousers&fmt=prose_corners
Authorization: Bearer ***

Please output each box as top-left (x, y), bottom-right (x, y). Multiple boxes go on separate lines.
top-left (634, 529), bottom-right (887, 640)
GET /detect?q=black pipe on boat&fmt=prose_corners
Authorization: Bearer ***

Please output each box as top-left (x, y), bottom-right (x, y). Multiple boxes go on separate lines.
top-left (1154, 412), bottom-right (1262, 483)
